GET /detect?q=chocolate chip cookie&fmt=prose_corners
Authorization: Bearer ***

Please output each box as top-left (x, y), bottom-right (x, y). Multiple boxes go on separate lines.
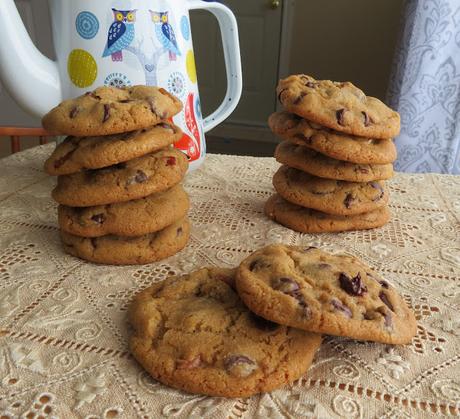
top-left (52, 148), bottom-right (188, 207)
top-left (61, 217), bottom-right (190, 265)
top-left (269, 112), bottom-right (397, 164)
top-left (42, 86), bottom-right (183, 136)
top-left (58, 184), bottom-right (190, 237)
top-left (129, 267), bottom-right (322, 397)
top-left (273, 165), bottom-right (388, 215)
top-left (275, 141), bottom-right (393, 182)
top-left (277, 75), bottom-right (400, 139)
top-left (265, 194), bottom-right (390, 233)
top-left (236, 245), bottom-right (417, 344)
top-left (44, 122), bottom-right (182, 176)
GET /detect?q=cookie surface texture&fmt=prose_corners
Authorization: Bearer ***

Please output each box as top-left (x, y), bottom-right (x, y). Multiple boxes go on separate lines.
top-left (44, 122), bottom-right (182, 175)
top-left (236, 245), bottom-right (417, 344)
top-left (269, 112), bottom-right (397, 164)
top-left (61, 217), bottom-right (190, 265)
top-left (275, 141), bottom-right (393, 182)
top-left (42, 86), bottom-right (183, 136)
top-left (265, 194), bottom-right (390, 233)
top-left (129, 267), bottom-right (322, 397)
top-left (273, 165), bottom-right (388, 215)
top-left (277, 75), bottom-right (400, 139)
top-left (52, 148), bottom-right (188, 207)
top-left (58, 184), bottom-right (190, 237)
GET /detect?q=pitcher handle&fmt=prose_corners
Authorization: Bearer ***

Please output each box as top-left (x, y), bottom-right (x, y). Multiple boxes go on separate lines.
top-left (187, 1), bottom-right (242, 132)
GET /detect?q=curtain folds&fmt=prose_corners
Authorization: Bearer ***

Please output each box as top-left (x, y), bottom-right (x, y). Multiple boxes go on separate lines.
top-left (388, 0), bottom-right (460, 174)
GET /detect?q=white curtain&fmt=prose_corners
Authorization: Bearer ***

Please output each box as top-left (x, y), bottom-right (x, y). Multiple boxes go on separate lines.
top-left (388, 0), bottom-right (460, 174)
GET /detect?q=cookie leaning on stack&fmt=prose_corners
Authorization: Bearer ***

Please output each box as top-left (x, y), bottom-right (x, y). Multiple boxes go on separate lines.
top-left (43, 86), bottom-right (191, 265)
top-left (128, 244), bottom-right (416, 398)
top-left (266, 75), bottom-right (399, 233)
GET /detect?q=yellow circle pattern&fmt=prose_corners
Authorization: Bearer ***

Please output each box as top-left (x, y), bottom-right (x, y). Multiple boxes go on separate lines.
top-left (186, 50), bottom-right (197, 84)
top-left (67, 49), bottom-right (97, 88)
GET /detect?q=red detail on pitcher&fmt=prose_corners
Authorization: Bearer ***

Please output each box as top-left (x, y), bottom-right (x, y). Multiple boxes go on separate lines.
top-left (185, 92), bottom-right (201, 148)
top-left (174, 132), bottom-right (199, 161)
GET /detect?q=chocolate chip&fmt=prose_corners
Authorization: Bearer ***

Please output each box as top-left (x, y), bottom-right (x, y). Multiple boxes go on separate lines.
top-left (177, 355), bottom-right (201, 369)
top-left (224, 355), bottom-right (257, 378)
top-left (102, 104), bottom-right (110, 122)
top-left (90, 238), bottom-right (98, 249)
top-left (176, 227), bottom-right (183, 236)
top-left (362, 111), bottom-right (371, 127)
top-left (272, 277), bottom-right (300, 294)
top-left (53, 149), bottom-right (76, 168)
top-left (306, 81), bottom-right (317, 88)
top-left (336, 109), bottom-right (346, 125)
top-left (127, 170), bottom-right (148, 186)
top-left (331, 299), bottom-right (352, 318)
top-left (356, 166), bottom-right (369, 174)
top-left (380, 280), bottom-right (389, 289)
top-left (277, 88), bottom-right (288, 103)
top-left (370, 182), bottom-right (385, 201)
top-left (91, 213), bottom-right (106, 224)
top-left (249, 259), bottom-right (271, 271)
top-left (344, 193), bottom-right (355, 209)
top-left (293, 134), bottom-right (312, 144)
top-left (69, 107), bottom-right (79, 119)
top-left (303, 246), bottom-right (317, 251)
top-left (318, 263), bottom-right (331, 269)
top-left (119, 99), bottom-right (132, 103)
top-left (249, 312), bottom-right (279, 332)
top-left (294, 92), bottom-right (307, 105)
top-left (166, 156), bottom-right (176, 166)
top-left (86, 92), bottom-right (101, 100)
top-left (339, 272), bottom-right (367, 296)
top-left (379, 291), bottom-right (394, 312)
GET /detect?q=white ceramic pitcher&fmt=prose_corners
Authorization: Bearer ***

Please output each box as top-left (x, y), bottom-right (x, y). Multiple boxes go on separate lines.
top-left (0, 0), bottom-right (242, 170)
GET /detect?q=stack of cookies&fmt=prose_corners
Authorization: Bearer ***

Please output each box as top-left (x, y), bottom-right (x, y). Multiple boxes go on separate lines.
top-left (265, 74), bottom-right (400, 233)
top-left (129, 244), bottom-right (417, 398)
top-left (43, 86), bottom-right (191, 265)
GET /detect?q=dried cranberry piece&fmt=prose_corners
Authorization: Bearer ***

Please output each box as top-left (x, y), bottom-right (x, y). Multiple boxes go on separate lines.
top-left (119, 99), bottom-right (132, 103)
top-left (69, 107), bottom-right (79, 119)
top-left (166, 156), bottom-right (176, 166)
top-left (158, 122), bottom-right (173, 130)
top-left (318, 263), bottom-right (331, 269)
top-left (339, 272), bottom-right (367, 296)
top-left (224, 355), bottom-right (257, 377)
top-left (336, 109), bottom-right (346, 125)
top-left (362, 111), bottom-right (371, 127)
top-left (177, 355), bottom-right (201, 369)
top-left (379, 291), bottom-right (394, 312)
top-left (90, 238), bottom-right (98, 249)
top-left (305, 81), bottom-right (317, 88)
top-left (176, 227), bottom-right (183, 236)
top-left (102, 104), bottom-right (110, 122)
top-left (294, 134), bottom-right (313, 144)
top-left (91, 213), bottom-right (106, 224)
top-left (344, 193), bottom-right (355, 209)
top-left (331, 299), bottom-right (352, 318)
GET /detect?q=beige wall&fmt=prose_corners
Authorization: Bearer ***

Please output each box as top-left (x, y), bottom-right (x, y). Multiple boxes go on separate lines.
top-left (288, 0), bottom-right (404, 101)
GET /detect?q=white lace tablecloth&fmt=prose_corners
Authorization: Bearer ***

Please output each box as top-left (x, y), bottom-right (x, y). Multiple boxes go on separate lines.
top-left (0, 144), bottom-right (459, 419)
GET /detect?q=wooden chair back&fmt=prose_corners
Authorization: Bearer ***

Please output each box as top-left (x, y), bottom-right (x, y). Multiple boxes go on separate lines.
top-left (0, 126), bottom-right (51, 154)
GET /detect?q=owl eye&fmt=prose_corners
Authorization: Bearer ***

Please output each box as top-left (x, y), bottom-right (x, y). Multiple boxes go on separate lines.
top-left (153, 15), bottom-right (160, 22)
top-left (116, 13), bottom-right (123, 21)
top-left (127, 13), bottom-right (134, 21)
top-left (161, 15), bottom-right (168, 23)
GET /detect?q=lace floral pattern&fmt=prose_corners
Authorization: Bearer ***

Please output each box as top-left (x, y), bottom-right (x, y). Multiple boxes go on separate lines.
top-left (0, 145), bottom-right (459, 418)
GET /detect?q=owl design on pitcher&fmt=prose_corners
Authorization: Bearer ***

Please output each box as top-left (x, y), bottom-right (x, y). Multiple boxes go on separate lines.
top-left (149, 11), bottom-right (181, 61)
top-left (103, 9), bottom-right (137, 62)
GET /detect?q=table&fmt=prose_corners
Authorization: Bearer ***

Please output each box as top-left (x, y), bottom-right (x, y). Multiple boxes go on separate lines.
top-left (0, 144), bottom-right (459, 418)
